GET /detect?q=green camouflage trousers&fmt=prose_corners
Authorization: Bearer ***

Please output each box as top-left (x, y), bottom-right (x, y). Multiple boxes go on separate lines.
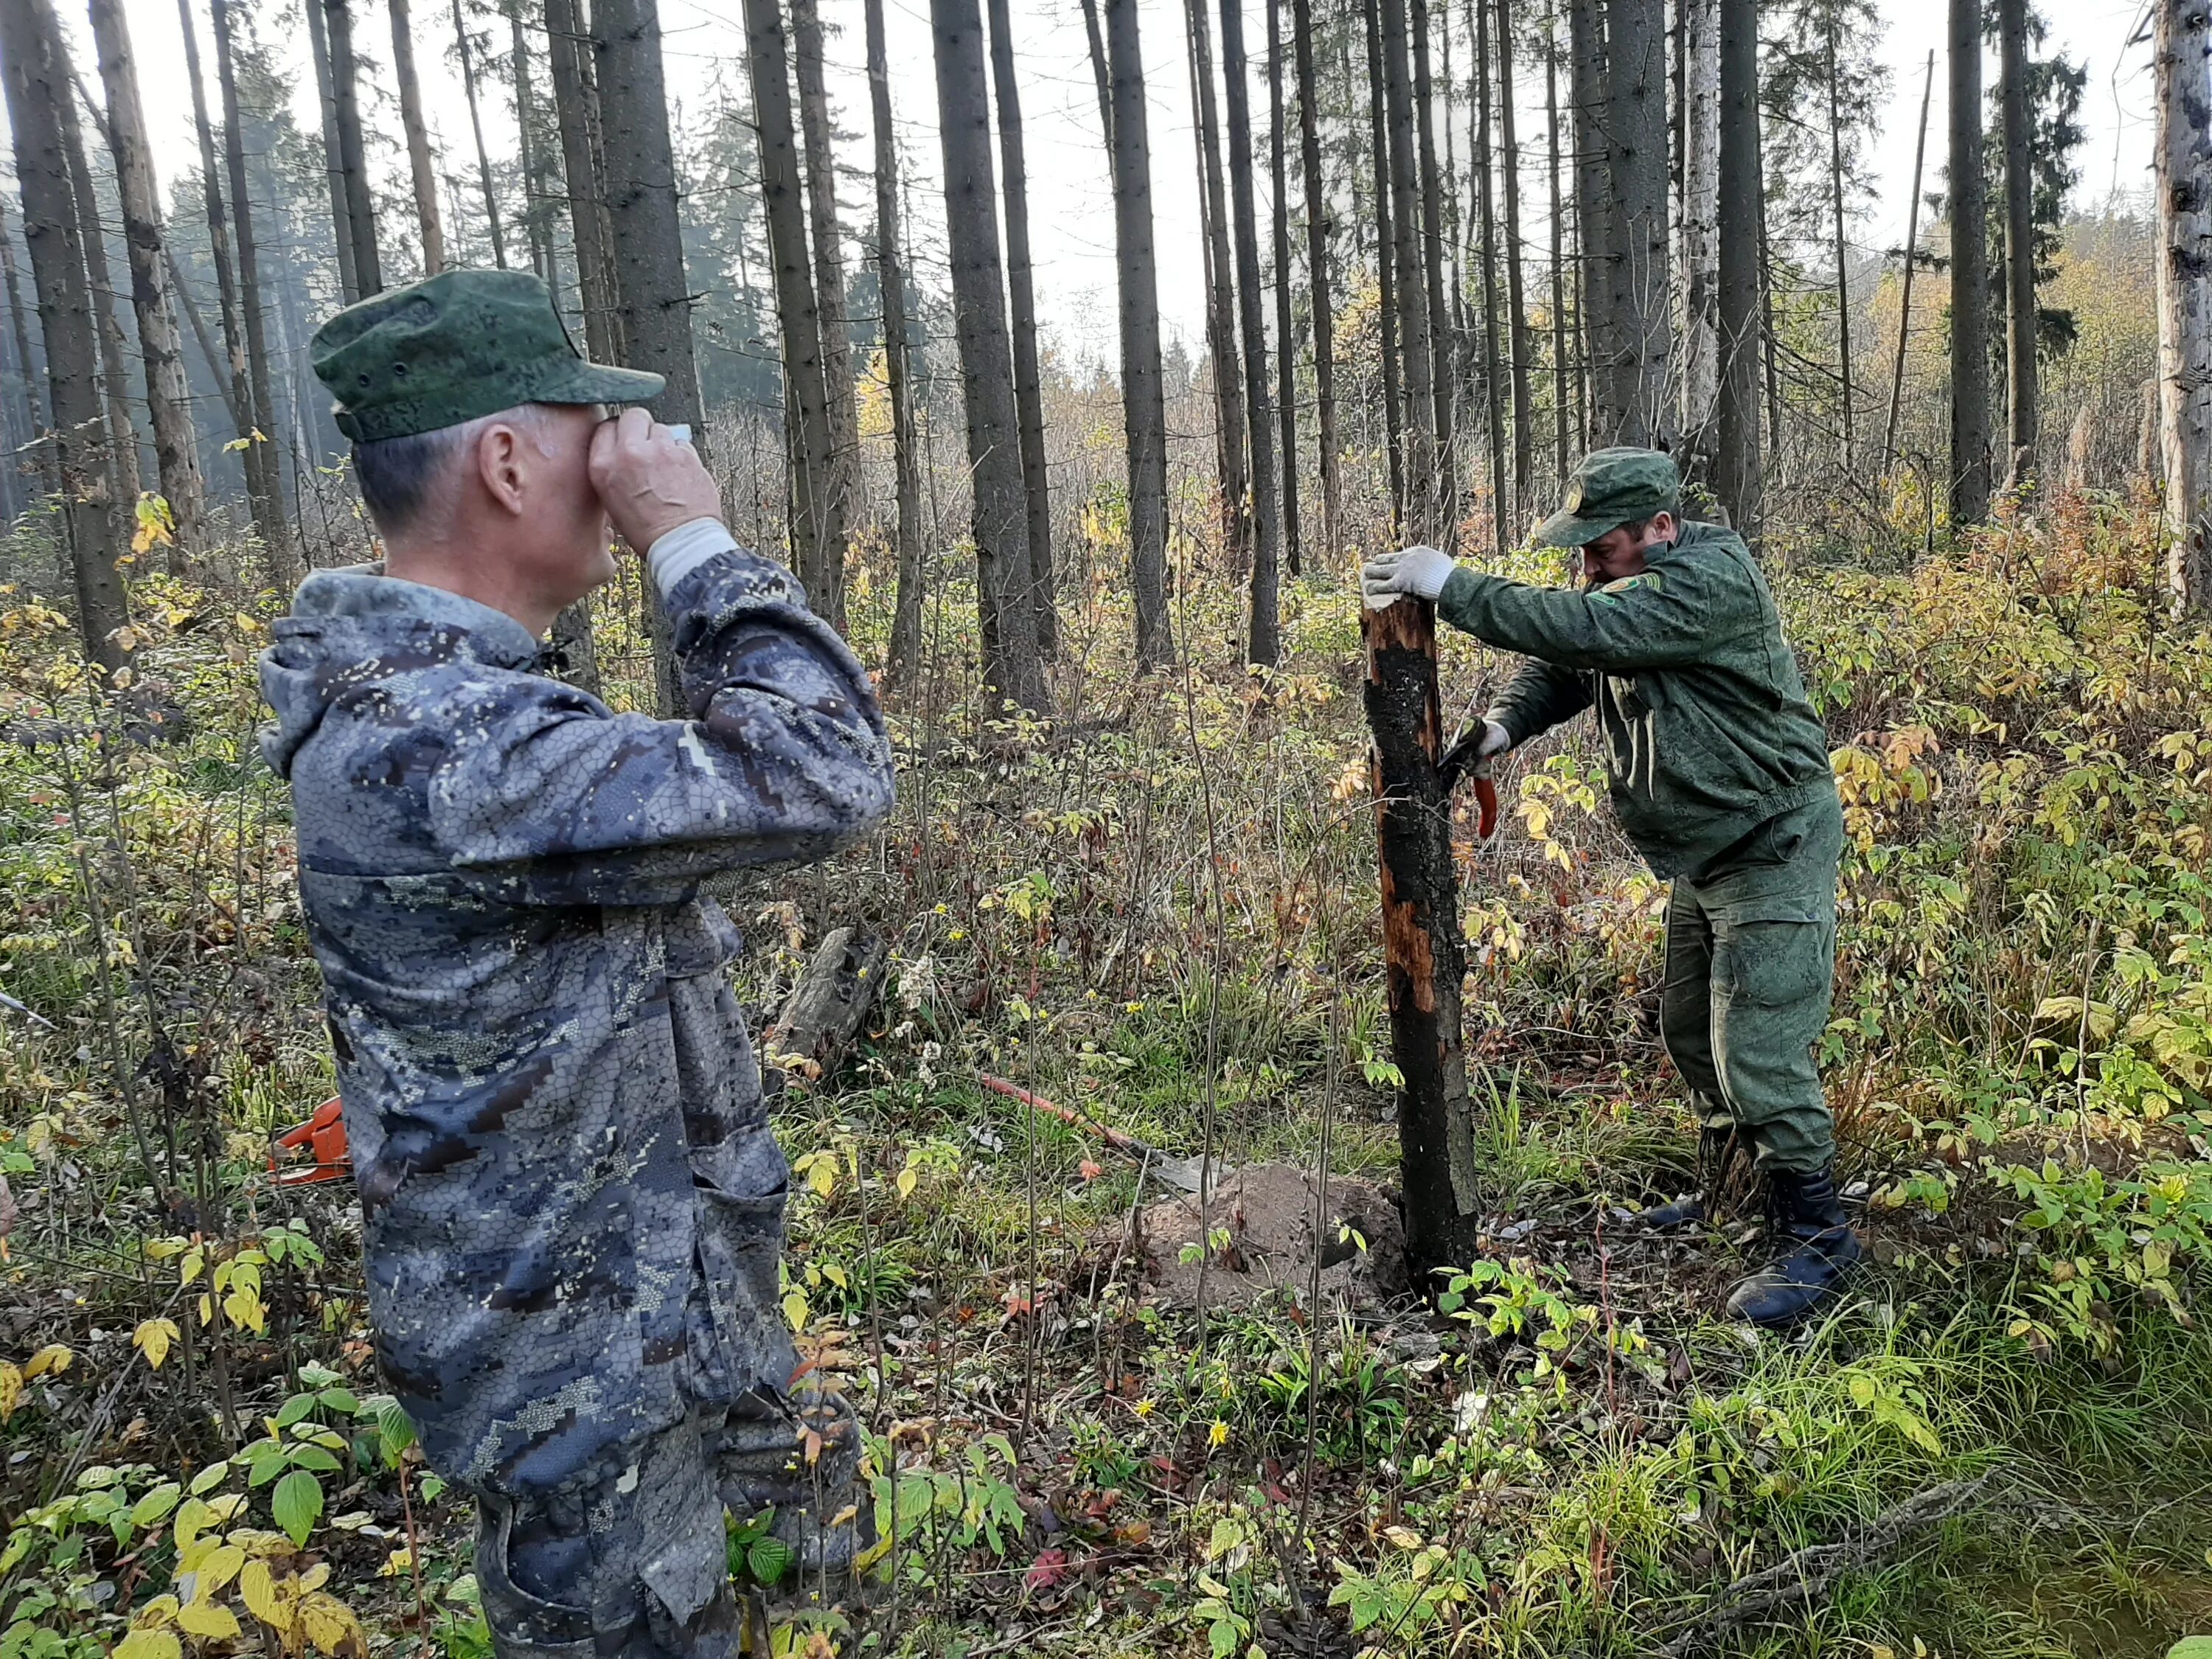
top-left (1658, 790), bottom-right (1845, 1174)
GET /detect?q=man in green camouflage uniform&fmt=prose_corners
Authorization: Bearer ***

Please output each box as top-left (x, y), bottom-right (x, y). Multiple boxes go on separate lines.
top-left (1361, 448), bottom-right (1860, 1326)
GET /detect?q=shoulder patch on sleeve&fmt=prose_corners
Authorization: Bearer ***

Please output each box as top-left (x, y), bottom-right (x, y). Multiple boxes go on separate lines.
top-left (1597, 571), bottom-right (1660, 596)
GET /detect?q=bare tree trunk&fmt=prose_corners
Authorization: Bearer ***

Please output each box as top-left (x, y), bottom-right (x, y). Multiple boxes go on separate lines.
top-left (302, 0), bottom-right (360, 303)
top-left (57, 73), bottom-right (140, 524)
top-left (166, 244), bottom-right (241, 431)
top-left (1568, 0), bottom-right (1620, 443)
top-left (2157, 0), bottom-right (2212, 613)
top-left (389, 0), bottom-right (446, 273)
top-left (544, 0), bottom-right (617, 357)
top-left (454, 0), bottom-right (507, 268)
top-left (326, 0), bottom-right (384, 293)
top-left (746, 0), bottom-right (831, 616)
top-left (1, 0), bottom-right (126, 666)
top-left (1607, 0), bottom-right (1669, 448)
top-left (1998, 0), bottom-right (2036, 487)
top-left (931, 0), bottom-right (1047, 716)
top-left (1293, 0), bottom-right (1340, 563)
top-left (1947, 0), bottom-right (1990, 525)
top-left (1825, 14), bottom-right (1855, 471)
top-left (1884, 51), bottom-right (1935, 470)
top-left (1186, 0), bottom-right (1251, 573)
top-left (1545, 10), bottom-right (1568, 492)
top-left (866, 0), bottom-right (927, 680)
top-left (1471, 0), bottom-right (1504, 540)
top-left (211, 0), bottom-right (293, 579)
top-left (1410, 0), bottom-right (1453, 532)
top-left (984, 0), bottom-right (1056, 655)
top-left (1220, 0), bottom-right (1283, 662)
top-left (1079, 0), bottom-right (1113, 145)
top-left (1267, 0), bottom-right (1301, 577)
top-left (1364, 0), bottom-right (1405, 532)
top-left (511, 1), bottom-right (555, 282)
top-left (87, 0), bottom-right (206, 562)
top-left (0, 192), bottom-right (53, 499)
top-left (790, 0), bottom-right (856, 631)
top-left (1102, 0), bottom-right (1171, 667)
top-left (594, 0), bottom-right (700, 713)
top-left (1495, 0), bottom-right (1531, 532)
top-left (1714, 0), bottom-right (1761, 532)
top-left (1379, 0), bottom-right (1436, 540)
top-left (1680, 0), bottom-right (1718, 464)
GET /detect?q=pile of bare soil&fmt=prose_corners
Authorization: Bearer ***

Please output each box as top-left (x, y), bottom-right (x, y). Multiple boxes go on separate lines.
top-left (1124, 1163), bottom-right (1412, 1316)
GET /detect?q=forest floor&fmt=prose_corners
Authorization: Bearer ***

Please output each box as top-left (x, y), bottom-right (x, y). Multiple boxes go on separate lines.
top-left (4, 491), bottom-right (2212, 1659)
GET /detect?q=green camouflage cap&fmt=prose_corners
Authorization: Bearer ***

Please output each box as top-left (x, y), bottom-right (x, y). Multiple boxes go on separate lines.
top-left (1531, 446), bottom-right (1681, 548)
top-left (311, 268), bottom-right (664, 442)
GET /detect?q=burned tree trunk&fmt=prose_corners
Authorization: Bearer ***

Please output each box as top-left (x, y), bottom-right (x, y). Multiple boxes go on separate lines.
top-left (1362, 597), bottom-right (1478, 1284)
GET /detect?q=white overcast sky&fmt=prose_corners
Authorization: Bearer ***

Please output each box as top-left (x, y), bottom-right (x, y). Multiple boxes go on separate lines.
top-left (86, 0), bottom-right (2154, 367)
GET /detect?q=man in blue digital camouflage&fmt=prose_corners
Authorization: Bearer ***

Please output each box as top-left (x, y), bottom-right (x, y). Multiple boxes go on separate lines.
top-left (1363, 448), bottom-right (1860, 1328)
top-left (260, 268), bottom-right (895, 1658)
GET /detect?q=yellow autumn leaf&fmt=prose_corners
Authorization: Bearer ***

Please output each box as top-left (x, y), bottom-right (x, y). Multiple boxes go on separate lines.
top-left (112, 1632), bottom-right (182, 1659)
top-left (1382, 1525), bottom-right (1425, 1550)
top-left (0, 1361), bottom-right (21, 1423)
top-left (133, 1596), bottom-right (181, 1628)
top-left (238, 1559), bottom-right (286, 1627)
top-left (135, 1317), bottom-right (181, 1370)
top-left (782, 1290), bottom-right (810, 1332)
top-left (296, 1563), bottom-right (331, 1593)
top-left (24, 1343), bottom-right (73, 1379)
top-left (377, 1548), bottom-right (414, 1578)
top-left (298, 1590), bottom-right (361, 1655)
top-left (195, 1543), bottom-right (247, 1595)
top-left (177, 1599), bottom-right (241, 1640)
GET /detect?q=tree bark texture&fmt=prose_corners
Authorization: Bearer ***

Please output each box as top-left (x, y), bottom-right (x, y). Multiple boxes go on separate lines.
top-left (1219, 0), bottom-right (1281, 664)
top-left (1568, 0), bottom-right (1621, 444)
top-left (1364, 0), bottom-right (1405, 532)
top-left (790, 0), bottom-right (857, 630)
top-left (0, 190), bottom-right (52, 501)
top-left (1409, 0), bottom-right (1453, 529)
top-left (984, 0), bottom-right (1057, 655)
top-left (1472, 0), bottom-right (1505, 540)
top-left (1714, 0), bottom-right (1761, 533)
top-left (88, 0), bottom-right (206, 561)
top-left (511, 1), bottom-right (556, 282)
top-left (1378, 0), bottom-right (1436, 543)
top-left (1, 0), bottom-right (126, 666)
top-left (1947, 0), bottom-right (1990, 524)
top-left (1186, 0), bottom-right (1251, 574)
top-left (931, 0), bottom-right (1047, 716)
top-left (56, 66), bottom-right (141, 526)
top-left (326, 0), bottom-right (384, 293)
top-left (1293, 0), bottom-right (1340, 565)
top-left (543, 0), bottom-right (618, 357)
top-left (1545, 14), bottom-right (1568, 491)
top-left (1494, 0), bottom-right (1531, 535)
top-left (454, 0), bottom-right (507, 268)
top-left (866, 0), bottom-right (928, 681)
top-left (1267, 0), bottom-right (1301, 577)
top-left (1998, 0), bottom-right (2037, 482)
top-left (302, 0), bottom-right (360, 303)
top-left (2157, 0), bottom-right (2212, 614)
top-left (1607, 0), bottom-right (1669, 448)
top-left (1105, 0), bottom-right (1172, 668)
top-left (1362, 597), bottom-right (1480, 1282)
top-left (1826, 15), bottom-right (1856, 470)
top-left (389, 0), bottom-right (446, 273)
top-left (1680, 0), bottom-right (1719, 465)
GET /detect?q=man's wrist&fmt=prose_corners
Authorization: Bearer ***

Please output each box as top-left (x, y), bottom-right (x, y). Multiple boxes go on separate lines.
top-left (644, 518), bottom-right (737, 597)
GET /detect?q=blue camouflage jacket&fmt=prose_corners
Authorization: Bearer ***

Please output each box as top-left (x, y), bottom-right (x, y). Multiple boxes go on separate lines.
top-left (260, 547), bottom-right (893, 1512)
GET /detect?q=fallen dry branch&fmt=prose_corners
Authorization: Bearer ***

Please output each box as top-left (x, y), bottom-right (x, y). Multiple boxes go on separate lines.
top-left (1655, 1473), bottom-right (2000, 1656)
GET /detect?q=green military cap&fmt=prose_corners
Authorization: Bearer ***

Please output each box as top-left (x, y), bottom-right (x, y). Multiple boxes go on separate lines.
top-left (1531, 446), bottom-right (1680, 548)
top-left (310, 268), bottom-right (664, 443)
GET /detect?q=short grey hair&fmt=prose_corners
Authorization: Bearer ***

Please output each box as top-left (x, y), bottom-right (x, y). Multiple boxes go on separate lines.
top-left (351, 404), bottom-right (557, 534)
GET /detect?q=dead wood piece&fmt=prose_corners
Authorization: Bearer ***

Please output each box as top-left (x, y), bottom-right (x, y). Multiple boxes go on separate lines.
top-left (1656, 1473), bottom-right (1999, 1655)
top-left (767, 927), bottom-right (889, 1074)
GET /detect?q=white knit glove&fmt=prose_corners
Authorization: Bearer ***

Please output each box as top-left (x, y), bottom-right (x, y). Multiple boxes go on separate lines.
top-left (1360, 543), bottom-right (1459, 608)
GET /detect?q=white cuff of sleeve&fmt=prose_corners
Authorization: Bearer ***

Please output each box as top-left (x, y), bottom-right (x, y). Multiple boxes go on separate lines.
top-left (645, 518), bottom-right (737, 597)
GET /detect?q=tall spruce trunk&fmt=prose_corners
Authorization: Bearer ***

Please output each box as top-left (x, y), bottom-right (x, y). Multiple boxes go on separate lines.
top-left (1568, 0), bottom-right (1621, 442)
top-left (1, 0), bottom-right (126, 666)
top-left (1378, 0), bottom-right (1436, 540)
top-left (1186, 0), bottom-right (1251, 573)
top-left (1410, 0), bottom-right (1453, 529)
top-left (790, 0), bottom-right (857, 630)
top-left (0, 192), bottom-right (49, 501)
top-left (389, 0), bottom-right (446, 272)
top-left (212, 0), bottom-right (293, 580)
top-left (1947, 0), bottom-right (1990, 525)
top-left (88, 0), bottom-right (207, 561)
top-left (1825, 15), bottom-right (1855, 469)
top-left (1545, 12), bottom-right (1568, 490)
top-left (56, 73), bottom-right (140, 526)
top-left (744, 0), bottom-right (834, 630)
top-left (511, 1), bottom-right (555, 282)
top-left (1471, 0), bottom-right (1505, 538)
top-left (325, 0), bottom-right (383, 293)
top-left (1494, 0), bottom-right (1531, 532)
top-left (931, 0), bottom-right (1048, 716)
top-left (1105, 0), bottom-right (1172, 667)
top-left (1607, 0), bottom-right (1669, 448)
top-left (302, 0), bottom-right (360, 302)
top-left (1293, 0), bottom-right (1340, 563)
top-left (1714, 0), bottom-right (1761, 532)
top-left (1267, 0), bottom-right (1301, 577)
top-left (984, 0), bottom-right (1057, 655)
top-left (594, 0), bottom-right (700, 714)
top-left (866, 0), bottom-right (927, 679)
top-left (1680, 0), bottom-right (1719, 464)
top-left (453, 0), bottom-right (507, 268)
top-left (1998, 0), bottom-right (2036, 484)
top-left (1365, 0), bottom-right (1405, 530)
top-left (544, 0), bottom-right (618, 357)
top-left (1219, 0), bottom-right (1282, 662)
top-left (2157, 0), bottom-right (2212, 614)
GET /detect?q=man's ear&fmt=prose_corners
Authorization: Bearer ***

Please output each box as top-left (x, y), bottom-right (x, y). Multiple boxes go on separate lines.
top-left (476, 421), bottom-right (529, 518)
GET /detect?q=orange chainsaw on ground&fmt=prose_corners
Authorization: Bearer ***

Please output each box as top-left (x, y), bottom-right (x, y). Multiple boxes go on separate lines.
top-left (271, 1096), bottom-right (351, 1186)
